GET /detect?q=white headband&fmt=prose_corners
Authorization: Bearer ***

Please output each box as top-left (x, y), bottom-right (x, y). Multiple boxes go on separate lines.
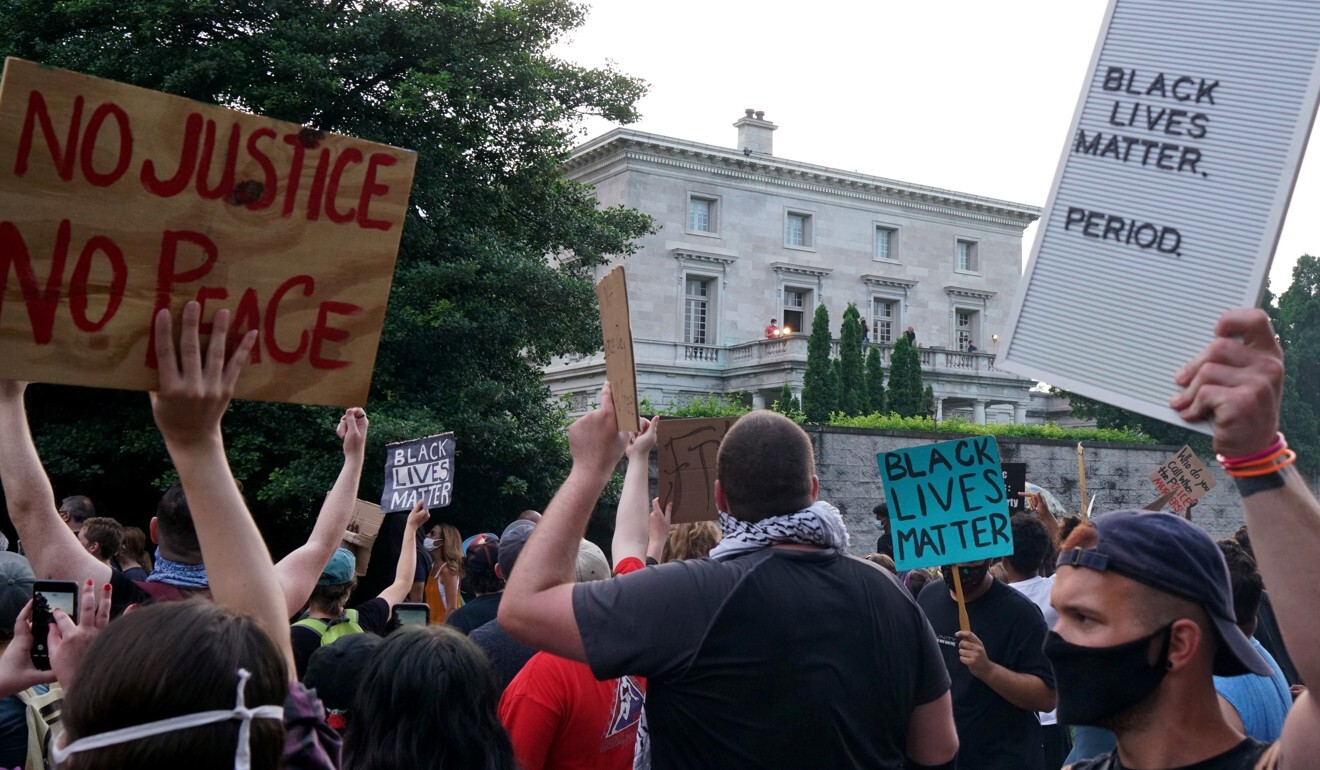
top-left (52, 668), bottom-right (284, 770)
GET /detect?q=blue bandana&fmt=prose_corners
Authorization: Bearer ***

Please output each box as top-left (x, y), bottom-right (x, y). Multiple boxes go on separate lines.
top-left (145, 549), bottom-right (209, 589)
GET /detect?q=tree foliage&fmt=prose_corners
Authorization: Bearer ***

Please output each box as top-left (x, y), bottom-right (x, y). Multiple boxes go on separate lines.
top-left (1277, 256), bottom-right (1320, 474)
top-left (0, 0), bottom-right (653, 545)
top-left (801, 304), bottom-right (836, 423)
top-left (865, 346), bottom-right (886, 415)
top-left (838, 304), bottom-right (865, 416)
top-left (886, 336), bottom-right (925, 418)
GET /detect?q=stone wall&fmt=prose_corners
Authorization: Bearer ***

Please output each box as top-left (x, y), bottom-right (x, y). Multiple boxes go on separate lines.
top-left (802, 427), bottom-right (1249, 556)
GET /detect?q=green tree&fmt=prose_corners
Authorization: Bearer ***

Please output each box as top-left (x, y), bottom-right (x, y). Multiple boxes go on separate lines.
top-left (0, 0), bottom-right (653, 543)
top-left (865, 347), bottom-right (886, 414)
top-left (887, 336), bottom-right (925, 418)
top-left (923, 385), bottom-right (936, 419)
top-left (801, 304), bottom-right (836, 423)
top-left (838, 304), bottom-right (865, 416)
top-left (1277, 256), bottom-right (1320, 474)
top-left (776, 382), bottom-right (794, 414)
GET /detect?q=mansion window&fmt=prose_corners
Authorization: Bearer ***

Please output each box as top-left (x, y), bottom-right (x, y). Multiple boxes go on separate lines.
top-left (956, 309), bottom-right (980, 351)
top-left (874, 226), bottom-right (896, 262)
top-left (684, 277), bottom-right (713, 345)
top-left (785, 212), bottom-right (813, 248)
top-left (783, 287), bottom-right (811, 335)
top-left (871, 298), bottom-right (899, 345)
top-left (688, 196), bottom-right (717, 233)
top-left (956, 239), bottom-right (979, 272)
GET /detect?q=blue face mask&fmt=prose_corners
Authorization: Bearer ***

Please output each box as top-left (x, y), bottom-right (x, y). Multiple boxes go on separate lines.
top-left (873, 520), bottom-right (886, 532)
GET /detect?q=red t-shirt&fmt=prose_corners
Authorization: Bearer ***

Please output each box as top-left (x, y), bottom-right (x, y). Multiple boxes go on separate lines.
top-left (613, 556), bottom-right (644, 576)
top-left (499, 653), bottom-right (646, 770)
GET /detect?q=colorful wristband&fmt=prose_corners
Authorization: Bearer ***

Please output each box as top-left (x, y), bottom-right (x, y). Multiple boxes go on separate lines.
top-left (1218, 433), bottom-right (1286, 468)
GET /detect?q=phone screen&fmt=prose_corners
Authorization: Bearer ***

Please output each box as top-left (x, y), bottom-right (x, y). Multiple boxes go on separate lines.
top-left (35, 588), bottom-right (75, 617)
top-left (396, 608), bottom-right (428, 626)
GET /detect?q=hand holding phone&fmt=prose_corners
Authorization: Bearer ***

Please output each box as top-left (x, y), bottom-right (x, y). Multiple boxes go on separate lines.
top-left (31, 581), bottom-right (78, 671)
top-left (392, 602), bottom-right (430, 627)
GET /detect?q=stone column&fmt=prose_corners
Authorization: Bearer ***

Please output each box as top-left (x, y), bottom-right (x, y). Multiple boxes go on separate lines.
top-left (1014, 402), bottom-right (1028, 424)
top-left (752, 391), bottom-right (766, 409)
top-left (973, 400), bottom-right (987, 425)
top-left (792, 388), bottom-right (803, 405)
top-left (935, 397), bottom-right (945, 423)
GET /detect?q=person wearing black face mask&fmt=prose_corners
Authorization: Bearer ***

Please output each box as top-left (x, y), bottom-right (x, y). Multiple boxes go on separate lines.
top-left (1052, 308), bottom-right (1320, 770)
top-left (917, 558), bottom-right (1056, 769)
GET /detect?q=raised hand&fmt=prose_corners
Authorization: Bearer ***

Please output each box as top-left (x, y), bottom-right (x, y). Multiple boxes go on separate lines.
top-left (149, 301), bottom-right (258, 448)
top-left (337, 407), bottom-right (369, 458)
top-left (568, 382), bottom-right (630, 477)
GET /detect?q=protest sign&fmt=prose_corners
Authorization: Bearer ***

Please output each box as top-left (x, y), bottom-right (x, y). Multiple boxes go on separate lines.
top-left (380, 433), bottom-right (455, 514)
top-left (341, 499), bottom-right (382, 576)
top-left (1149, 444), bottom-right (1216, 515)
top-left (594, 265), bottom-right (639, 432)
top-left (878, 436), bottom-right (1014, 571)
top-left (0, 58), bottom-right (416, 406)
top-left (657, 416), bottom-right (738, 523)
top-left (1077, 443), bottom-right (1090, 516)
top-left (996, 1), bottom-right (1320, 433)
top-left (1002, 463), bottom-right (1027, 514)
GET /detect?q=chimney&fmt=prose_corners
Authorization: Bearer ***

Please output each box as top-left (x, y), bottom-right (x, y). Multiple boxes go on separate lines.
top-left (734, 108), bottom-right (777, 156)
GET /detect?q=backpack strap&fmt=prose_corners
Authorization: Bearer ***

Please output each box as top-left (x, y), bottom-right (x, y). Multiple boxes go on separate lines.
top-left (293, 616), bottom-right (331, 638)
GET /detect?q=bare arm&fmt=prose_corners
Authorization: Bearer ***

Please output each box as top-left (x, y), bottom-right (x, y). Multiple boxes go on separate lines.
top-left (0, 382), bottom-right (111, 587)
top-left (957, 629), bottom-right (1056, 712)
top-left (441, 565), bottom-right (461, 612)
top-left (1168, 308), bottom-right (1320, 767)
top-left (1024, 491), bottom-right (1060, 545)
top-left (646, 499), bottom-right (671, 564)
top-left (274, 407), bottom-right (368, 615)
top-left (500, 383), bottom-right (629, 662)
top-left (377, 501), bottom-right (428, 608)
top-left (151, 303), bottom-right (294, 675)
top-left (905, 692), bottom-right (959, 766)
top-left (612, 416), bottom-right (657, 566)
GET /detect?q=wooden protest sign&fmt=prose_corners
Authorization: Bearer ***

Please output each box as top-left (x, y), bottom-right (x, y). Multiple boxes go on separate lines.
top-left (380, 433), bottom-right (455, 514)
top-left (657, 416), bottom-right (739, 523)
top-left (1149, 445), bottom-right (1216, 516)
top-left (341, 499), bottom-right (383, 576)
top-left (594, 265), bottom-right (639, 432)
top-left (1077, 443), bottom-right (1090, 517)
top-left (0, 58), bottom-right (416, 406)
top-left (1002, 463), bottom-right (1028, 515)
top-left (996, 1), bottom-right (1320, 433)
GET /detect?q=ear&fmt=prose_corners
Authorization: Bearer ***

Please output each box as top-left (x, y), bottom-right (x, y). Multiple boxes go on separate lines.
top-left (810, 475), bottom-right (820, 502)
top-left (149, 517), bottom-right (160, 545)
top-left (714, 480), bottom-right (730, 515)
top-left (87, 542), bottom-right (99, 556)
top-left (495, 564), bottom-right (506, 581)
top-left (58, 509), bottom-right (70, 524)
top-left (1165, 618), bottom-right (1204, 672)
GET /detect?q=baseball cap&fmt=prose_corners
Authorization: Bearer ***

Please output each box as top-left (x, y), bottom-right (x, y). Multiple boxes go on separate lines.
top-left (304, 633), bottom-right (383, 713)
top-left (461, 533), bottom-right (499, 556)
top-left (0, 553), bottom-right (35, 635)
top-left (499, 520), bottom-right (535, 578)
top-left (1055, 509), bottom-right (1270, 677)
top-left (318, 548), bottom-right (357, 586)
top-left (465, 538), bottom-right (500, 578)
top-left (575, 539), bottom-right (610, 583)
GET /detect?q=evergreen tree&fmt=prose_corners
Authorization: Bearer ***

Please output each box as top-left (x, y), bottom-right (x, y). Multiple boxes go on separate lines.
top-left (865, 346), bottom-right (886, 414)
top-left (776, 382), bottom-right (794, 414)
top-left (801, 304), bottom-right (836, 423)
top-left (887, 336), bottom-right (925, 418)
top-left (831, 359), bottom-right (844, 415)
top-left (838, 304), bottom-right (865, 416)
top-left (1277, 256), bottom-right (1320, 474)
top-left (923, 385), bottom-right (936, 419)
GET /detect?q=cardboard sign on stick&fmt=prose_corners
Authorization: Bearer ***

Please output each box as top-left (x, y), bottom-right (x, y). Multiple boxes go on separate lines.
top-left (593, 265), bottom-right (639, 432)
top-left (657, 416), bottom-right (738, 523)
top-left (0, 58), bottom-right (416, 406)
top-left (380, 433), bottom-right (455, 514)
top-left (878, 436), bottom-right (1014, 571)
top-left (1002, 463), bottom-right (1028, 514)
top-left (1149, 445), bottom-right (1216, 515)
top-left (341, 499), bottom-right (383, 576)
top-left (996, 1), bottom-right (1320, 433)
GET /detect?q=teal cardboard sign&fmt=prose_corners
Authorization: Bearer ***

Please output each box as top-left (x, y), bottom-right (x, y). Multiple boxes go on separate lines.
top-left (878, 436), bottom-right (1014, 570)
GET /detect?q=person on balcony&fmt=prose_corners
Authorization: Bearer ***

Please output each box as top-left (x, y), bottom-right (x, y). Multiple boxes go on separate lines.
top-left (764, 319), bottom-right (780, 339)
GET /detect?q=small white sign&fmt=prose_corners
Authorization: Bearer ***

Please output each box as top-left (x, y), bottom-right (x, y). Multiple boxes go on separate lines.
top-left (998, 0), bottom-right (1320, 432)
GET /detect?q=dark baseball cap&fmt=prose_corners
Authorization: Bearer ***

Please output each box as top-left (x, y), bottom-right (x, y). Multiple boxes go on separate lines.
top-left (465, 538), bottom-right (500, 578)
top-left (0, 553), bottom-right (34, 636)
top-left (499, 520), bottom-right (535, 578)
top-left (1056, 509), bottom-right (1271, 677)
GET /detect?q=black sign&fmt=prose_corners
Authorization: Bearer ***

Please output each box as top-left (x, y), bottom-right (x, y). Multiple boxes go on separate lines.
top-left (1002, 463), bottom-right (1027, 514)
top-left (380, 433), bottom-right (455, 514)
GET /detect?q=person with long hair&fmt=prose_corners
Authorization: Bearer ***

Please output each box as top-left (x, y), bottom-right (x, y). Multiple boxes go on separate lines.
top-left (422, 523), bottom-right (464, 624)
top-left (114, 526), bottom-right (152, 582)
top-left (343, 624), bottom-right (517, 770)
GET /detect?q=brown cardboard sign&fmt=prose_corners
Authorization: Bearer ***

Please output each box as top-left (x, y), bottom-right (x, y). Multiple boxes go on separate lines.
top-left (1149, 445), bottom-right (1216, 515)
top-left (594, 265), bottom-right (639, 431)
top-left (657, 416), bottom-right (738, 523)
top-left (0, 58), bottom-right (416, 406)
top-left (341, 499), bottom-right (383, 577)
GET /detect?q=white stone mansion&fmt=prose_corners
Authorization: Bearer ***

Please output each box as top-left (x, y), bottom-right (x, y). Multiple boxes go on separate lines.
top-left (546, 110), bottom-right (1042, 423)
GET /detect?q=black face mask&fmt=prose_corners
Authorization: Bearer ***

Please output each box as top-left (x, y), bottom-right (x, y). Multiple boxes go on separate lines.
top-left (1043, 624), bottom-right (1174, 726)
top-left (942, 563), bottom-right (989, 594)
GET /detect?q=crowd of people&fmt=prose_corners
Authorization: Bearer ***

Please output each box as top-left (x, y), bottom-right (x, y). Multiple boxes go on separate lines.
top-left (0, 302), bottom-right (1311, 769)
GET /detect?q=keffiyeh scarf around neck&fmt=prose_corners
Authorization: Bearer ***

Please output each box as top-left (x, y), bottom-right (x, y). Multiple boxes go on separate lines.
top-left (146, 549), bottom-right (209, 588)
top-left (709, 501), bottom-right (851, 561)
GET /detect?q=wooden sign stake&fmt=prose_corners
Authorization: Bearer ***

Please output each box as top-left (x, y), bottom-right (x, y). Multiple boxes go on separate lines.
top-left (951, 568), bottom-right (971, 634)
top-left (1077, 442), bottom-right (1089, 518)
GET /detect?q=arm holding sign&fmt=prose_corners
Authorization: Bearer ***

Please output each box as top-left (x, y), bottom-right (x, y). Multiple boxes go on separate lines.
top-left (612, 416), bottom-right (657, 566)
top-left (956, 630), bottom-right (1056, 712)
top-left (1170, 308), bottom-right (1320, 767)
top-left (150, 303), bottom-right (294, 675)
top-left (500, 383), bottom-right (629, 662)
top-left (274, 407), bottom-right (368, 614)
top-left (647, 499), bottom-right (671, 564)
top-left (0, 381), bottom-right (112, 587)
top-left (378, 501), bottom-right (428, 608)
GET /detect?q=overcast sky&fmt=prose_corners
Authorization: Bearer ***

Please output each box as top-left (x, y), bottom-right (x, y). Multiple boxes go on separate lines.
top-left (554, 0), bottom-right (1319, 296)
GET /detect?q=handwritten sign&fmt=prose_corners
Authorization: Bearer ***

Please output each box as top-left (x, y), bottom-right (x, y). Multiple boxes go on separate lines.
top-left (1002, 463), bottom-right (1027, 514)
top-left (380, 433), bottom-right (455, 514)
top-left (1149, 445), bottom-right (1216, 515)
top-left (0, 58), bottom-right (416, 406)
top-left (879, 437), bottom-right (1014, 570)
top-left (594, 265), bottom-right (639, 432)
top-left (996, 1), bottom-right (1320, 432)
top-left (657, 416), bottom-right (738, 523)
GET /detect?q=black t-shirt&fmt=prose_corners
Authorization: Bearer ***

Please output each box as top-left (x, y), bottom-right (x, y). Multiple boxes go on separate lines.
top-left (291, 597), bottom-right (390, 680)
top-left (918, 578), bottom-right (1055, 770)
top-left (468, 618), bottom-right (537, 694)
top-left (573, 548), bottom-right (950, 770)
top-left (445, 592), bottom-right (502, 635)
top-left (1067, 738), bottom-right (1275, 770)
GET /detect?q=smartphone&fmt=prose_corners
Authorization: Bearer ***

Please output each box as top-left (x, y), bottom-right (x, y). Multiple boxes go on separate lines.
top-left (31, 580), bottom-right (79, 671)
top-left (392, 602), bottom-right (430, 627)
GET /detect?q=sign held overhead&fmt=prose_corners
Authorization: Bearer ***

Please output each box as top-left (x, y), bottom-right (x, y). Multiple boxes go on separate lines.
top-left (594, 265), bottom-right (639, 432)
